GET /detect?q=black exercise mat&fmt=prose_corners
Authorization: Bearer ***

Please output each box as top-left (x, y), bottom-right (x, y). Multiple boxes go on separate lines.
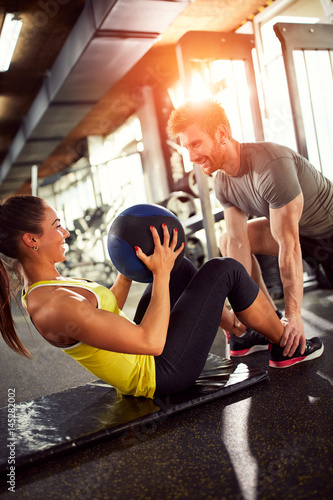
top-left (0, 354), bottom-right (268, 474)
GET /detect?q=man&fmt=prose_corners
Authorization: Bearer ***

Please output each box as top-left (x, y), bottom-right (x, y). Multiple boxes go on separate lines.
top-left (167, 99), bottom-right (332, 364)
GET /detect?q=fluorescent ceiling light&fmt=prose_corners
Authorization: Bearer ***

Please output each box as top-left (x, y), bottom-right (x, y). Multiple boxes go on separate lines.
top-left (0, 13), bottom-right (23, 72)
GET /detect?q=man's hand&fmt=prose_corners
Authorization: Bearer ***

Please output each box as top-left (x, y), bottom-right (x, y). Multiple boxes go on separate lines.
top-left (279, 314), bottom-right (306, 356)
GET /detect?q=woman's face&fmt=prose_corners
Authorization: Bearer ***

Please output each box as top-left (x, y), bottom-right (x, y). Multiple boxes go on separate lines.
top-left (36, 205), bottom-right (70, 263)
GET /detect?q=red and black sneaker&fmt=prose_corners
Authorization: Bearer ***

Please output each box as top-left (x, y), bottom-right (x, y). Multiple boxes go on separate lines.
top-left (269, 337), bottom-right (324, 368)
top-left (227, 329), bottom-right (270, 357)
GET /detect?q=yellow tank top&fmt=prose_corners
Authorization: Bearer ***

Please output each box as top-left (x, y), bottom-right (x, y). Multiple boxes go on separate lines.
top-left (22, 279), bottom-right (156, 398)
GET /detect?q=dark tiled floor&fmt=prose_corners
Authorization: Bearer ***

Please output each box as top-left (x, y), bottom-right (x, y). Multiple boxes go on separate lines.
top-left (0, 286), bottom-right (332, 499)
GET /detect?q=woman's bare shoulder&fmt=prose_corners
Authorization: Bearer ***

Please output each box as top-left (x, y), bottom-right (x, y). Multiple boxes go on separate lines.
top-left (27, 286), bottom-right (94, 339)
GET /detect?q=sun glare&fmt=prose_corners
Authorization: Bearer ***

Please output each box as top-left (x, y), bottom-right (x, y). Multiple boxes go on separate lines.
top-left (189, 71), bottom-right (212, 102)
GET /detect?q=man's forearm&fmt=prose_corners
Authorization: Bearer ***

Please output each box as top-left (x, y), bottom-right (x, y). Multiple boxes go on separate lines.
top-left (224, 238), bottom-right (253, 275)
top-left (278, 247), bottom-right (304, 317)
top-left (277, 244), bottom-right (307, 355)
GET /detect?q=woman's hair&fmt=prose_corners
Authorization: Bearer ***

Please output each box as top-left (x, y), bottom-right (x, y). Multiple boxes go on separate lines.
top-left (0, 195), bottom-right (47, 357)
top-left (167, 99), bottom-right (232, 140)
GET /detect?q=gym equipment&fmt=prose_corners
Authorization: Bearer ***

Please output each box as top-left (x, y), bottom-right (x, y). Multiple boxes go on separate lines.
top-left (160, 191), bottom-right (197, 221)
top-left (185, 236), bottom-right (206, 268)
top-left (256, 254), bottom-right (283, 299)
top-left (107, 203), bottom-right (185, 282)
top-left (0, 354), bottom-right (268, 473)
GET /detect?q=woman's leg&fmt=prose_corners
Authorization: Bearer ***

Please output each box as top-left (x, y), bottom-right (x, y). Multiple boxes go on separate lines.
top-left (235, 289), bottom-right (283, 343)
top-left (154, 257), bottom-right (283, 397)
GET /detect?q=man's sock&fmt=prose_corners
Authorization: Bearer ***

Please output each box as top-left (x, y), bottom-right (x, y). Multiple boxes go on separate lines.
top-left (275, 309), bottom-right (284, 319)
top-left (238, 330), bottom-right (248, 338)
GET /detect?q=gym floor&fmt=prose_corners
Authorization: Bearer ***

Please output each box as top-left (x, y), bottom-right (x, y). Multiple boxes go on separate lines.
top-left (0, 282), bottom-right (332, 499)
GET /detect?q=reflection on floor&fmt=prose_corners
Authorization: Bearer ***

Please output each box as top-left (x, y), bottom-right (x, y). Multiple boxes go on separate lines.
top-left (0, 285), bottom-right (332, 499)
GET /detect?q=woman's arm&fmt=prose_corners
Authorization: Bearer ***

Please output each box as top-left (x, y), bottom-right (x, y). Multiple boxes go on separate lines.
top-left (31, 225), bottom-right (184, 356)
top-left (110, 273), bottom-right (132, 310)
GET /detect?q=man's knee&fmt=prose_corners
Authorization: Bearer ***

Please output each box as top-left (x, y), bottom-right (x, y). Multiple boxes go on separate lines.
top-left (247, 218), bottom-right (278, 255)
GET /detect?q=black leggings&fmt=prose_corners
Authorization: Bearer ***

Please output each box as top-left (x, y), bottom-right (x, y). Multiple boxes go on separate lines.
top-left (134, 257), bottom-right (259, 397)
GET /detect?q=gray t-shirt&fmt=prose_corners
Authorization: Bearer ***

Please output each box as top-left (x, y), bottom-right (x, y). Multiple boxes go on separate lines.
top-left (214, 142), bottom-right (333, 238)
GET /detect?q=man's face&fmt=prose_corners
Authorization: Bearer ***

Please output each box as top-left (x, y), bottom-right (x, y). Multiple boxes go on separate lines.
top-left (179, 123), bottom-right (226, 175)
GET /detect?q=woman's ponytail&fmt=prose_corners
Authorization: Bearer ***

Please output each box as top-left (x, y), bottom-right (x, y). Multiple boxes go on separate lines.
top-left (0, 195), bottom-right (46, 357)
top-left (0, 257), bottom-right (31, 357)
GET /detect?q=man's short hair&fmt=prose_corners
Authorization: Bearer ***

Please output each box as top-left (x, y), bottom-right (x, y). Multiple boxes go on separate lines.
top-left (167, 99), bottom-right (232, 140)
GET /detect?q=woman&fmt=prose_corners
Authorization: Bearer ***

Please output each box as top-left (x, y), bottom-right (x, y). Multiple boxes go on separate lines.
top-left (0, 196), bottom-right (322, 399)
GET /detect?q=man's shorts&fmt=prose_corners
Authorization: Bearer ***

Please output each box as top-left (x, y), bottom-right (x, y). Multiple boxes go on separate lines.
top-left (300, 234), bottom-right (333, 288)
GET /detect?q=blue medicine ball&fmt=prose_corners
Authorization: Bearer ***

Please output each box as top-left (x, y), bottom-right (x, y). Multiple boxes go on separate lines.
top-left (107, 203), bottom-right (185, 283)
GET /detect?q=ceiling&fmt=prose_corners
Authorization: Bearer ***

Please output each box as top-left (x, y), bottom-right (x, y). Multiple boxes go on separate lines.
top-left (0, 0), bottom-right (272, 197)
